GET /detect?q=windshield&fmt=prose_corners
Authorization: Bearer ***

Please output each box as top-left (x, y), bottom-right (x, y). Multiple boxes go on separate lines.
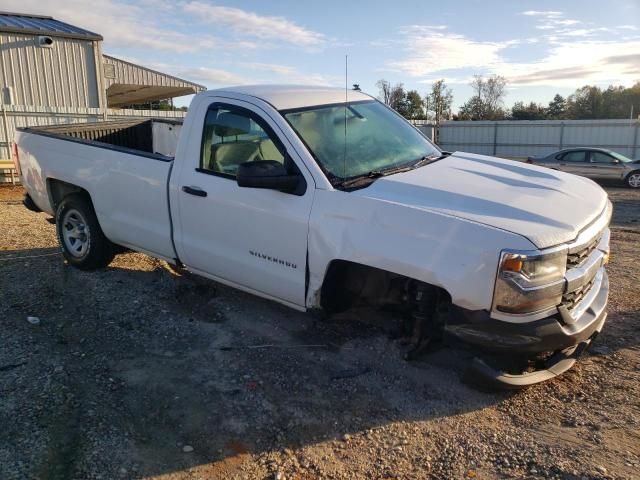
top-left (609, 151), bottom-right (633, 163)
top-left (283, 100), bottom-right (440, 181)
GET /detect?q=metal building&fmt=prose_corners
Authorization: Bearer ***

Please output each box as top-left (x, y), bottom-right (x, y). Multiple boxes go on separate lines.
top-left (0, 11), bottom-right (206, 181)
top-left (0, 11), bottom-right (205, 109)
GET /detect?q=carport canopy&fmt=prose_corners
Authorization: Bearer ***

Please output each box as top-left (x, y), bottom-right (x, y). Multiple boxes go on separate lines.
top-left (103, 55), bottom-right (205, 107)
top-left (106, 84), bottom-right (201, 107)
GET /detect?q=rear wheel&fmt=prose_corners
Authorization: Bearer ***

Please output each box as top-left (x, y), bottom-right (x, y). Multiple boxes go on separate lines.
top-left (55, 194), bottom-right (115, 270)
top-left (626, 171), bottom-right (640, 188)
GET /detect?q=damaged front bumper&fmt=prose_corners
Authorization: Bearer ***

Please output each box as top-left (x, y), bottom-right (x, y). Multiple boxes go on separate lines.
top-left (446, 267), bottom-right (609, 388)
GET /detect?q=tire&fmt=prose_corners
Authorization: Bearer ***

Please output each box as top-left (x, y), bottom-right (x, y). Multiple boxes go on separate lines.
top-left (626, 171), bottom-right (640, 188)
top-left (55, 193), bottom-right (115, 270)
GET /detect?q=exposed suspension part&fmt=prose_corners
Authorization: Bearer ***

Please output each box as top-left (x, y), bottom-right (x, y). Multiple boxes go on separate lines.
top-left (404, 282), bottom-right (446, 360)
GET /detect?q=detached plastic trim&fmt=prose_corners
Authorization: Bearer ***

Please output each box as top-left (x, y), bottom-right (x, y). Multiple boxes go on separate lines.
top-left (470, 311), bottom-right (606, 389)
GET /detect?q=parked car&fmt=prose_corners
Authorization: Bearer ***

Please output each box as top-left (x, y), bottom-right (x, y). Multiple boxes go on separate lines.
top-left (527, 147), bottom-right (640, 188)
top-left (15, 86), bottom-right (611, 388)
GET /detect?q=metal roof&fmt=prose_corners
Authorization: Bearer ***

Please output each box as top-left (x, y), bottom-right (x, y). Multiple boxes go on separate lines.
top-left (103, 55), bottom-right (206, 107)
top-left (0, 11), bottom-right (102, 40)
top-left (209, 85), bottom-right (373, 110)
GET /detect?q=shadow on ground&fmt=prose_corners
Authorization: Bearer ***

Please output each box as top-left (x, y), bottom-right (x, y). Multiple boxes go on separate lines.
top-left (0, 246), bottom-right (517, 479)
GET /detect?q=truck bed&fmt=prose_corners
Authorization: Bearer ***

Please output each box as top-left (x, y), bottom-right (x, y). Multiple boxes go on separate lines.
top-left (16, 119), bottom-right (179, 262)
top-left (21, 118), bottom-right (183, 158)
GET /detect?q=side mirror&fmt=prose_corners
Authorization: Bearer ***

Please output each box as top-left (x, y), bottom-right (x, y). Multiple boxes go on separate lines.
top-left (236, 160), bottom-right (301, 193)
top-left (612, 158), bottom-right (620, 164)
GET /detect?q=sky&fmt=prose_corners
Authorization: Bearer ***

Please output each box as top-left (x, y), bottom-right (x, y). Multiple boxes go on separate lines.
top-left (4, 0), bottom-right (640, 109)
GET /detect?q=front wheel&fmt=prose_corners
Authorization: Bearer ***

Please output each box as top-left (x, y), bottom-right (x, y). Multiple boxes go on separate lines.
top-left (55, 194), bottom-right (115, 270)
top-left (626, 171), bottom-right (640, 188)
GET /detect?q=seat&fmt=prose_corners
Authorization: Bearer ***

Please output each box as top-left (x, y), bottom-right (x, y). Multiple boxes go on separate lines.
top-left (211, 143), bottom-right (260, 174)
top-left (258, 139), bottom-right (283, 162)
top-left (209, 112), bottom-right (260, 173)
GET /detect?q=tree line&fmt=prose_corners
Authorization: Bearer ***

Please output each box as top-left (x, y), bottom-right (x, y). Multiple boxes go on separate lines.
top-left (374, 76), bottom-right (640, 123)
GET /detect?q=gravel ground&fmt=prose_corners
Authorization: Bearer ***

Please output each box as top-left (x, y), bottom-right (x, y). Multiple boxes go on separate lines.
top-left (0, 184), bottom-right (638, 480)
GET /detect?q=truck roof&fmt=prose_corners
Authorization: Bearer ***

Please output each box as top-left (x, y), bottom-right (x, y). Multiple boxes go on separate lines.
top-left (209, 85), bottom-right (373, 111)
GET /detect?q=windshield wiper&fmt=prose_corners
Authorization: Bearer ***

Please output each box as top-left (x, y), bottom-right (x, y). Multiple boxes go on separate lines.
top-left (336, 165), bottom-right (415, 189)
top-left (334, 152), bottom-right (451, 190)
top-left (417, 152), bottom-right (451, 164)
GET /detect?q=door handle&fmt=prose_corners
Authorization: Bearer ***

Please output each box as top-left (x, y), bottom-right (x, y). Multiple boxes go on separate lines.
top-left (182, 186), bottom-right (207, 197)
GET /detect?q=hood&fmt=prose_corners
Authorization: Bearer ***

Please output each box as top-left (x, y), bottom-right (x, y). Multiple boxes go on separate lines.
top-left (353, 152), bottom-right (608, 249)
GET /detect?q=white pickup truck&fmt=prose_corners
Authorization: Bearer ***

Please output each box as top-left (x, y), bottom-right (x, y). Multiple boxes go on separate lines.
top-left (15, 86), bottom-right (611, 388)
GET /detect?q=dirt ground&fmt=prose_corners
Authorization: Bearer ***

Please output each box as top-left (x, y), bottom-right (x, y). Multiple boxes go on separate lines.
top-left (0, 184), bottom-right (638, 480)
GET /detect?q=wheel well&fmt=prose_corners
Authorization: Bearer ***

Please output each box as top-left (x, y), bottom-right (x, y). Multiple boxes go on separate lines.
top-left (47, 179), bottom-right (91, 211)
top-left (47, 179), bottom-right (122, 253)
top-left (319, 259), bottom-right (451, 314)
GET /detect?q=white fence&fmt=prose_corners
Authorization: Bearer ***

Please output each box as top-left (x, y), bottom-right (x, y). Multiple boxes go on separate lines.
top-left (413, 119), bottom-right (640, 160)
top-left (5, 113), bottom-right (639, 183)
top-left (0, 105), bottom-right (187, 182)
top-left (412, 121), bottom-right (434, 141)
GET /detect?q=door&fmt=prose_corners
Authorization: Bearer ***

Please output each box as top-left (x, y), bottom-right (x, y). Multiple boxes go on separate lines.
top-left (173, 100), bottom-right (314, 307)
top-left (588, 151), bottom-right (625, 180)
top-left (557, 150), bottom-right (588, 175)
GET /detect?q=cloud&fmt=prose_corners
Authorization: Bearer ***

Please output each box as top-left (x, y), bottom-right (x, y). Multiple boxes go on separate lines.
top-left (553, 28), bottom-right (600, 37)
top-left (156, 61), bottom-right (339, 89)
top-left (1, 0), bottom-right (322, 53)
top-left (387, 26), bottom-right (506, 76)
top-left (417, 75), bottom-right (473, 86)
top-left (239, 62), bottom-right (339, 86)
top-left (499, 40), bottom-right (640, 86)
top-left (603, 53), bottom-right (640, 65)
top-left (166, 66), bottom-right (251, 86)
top-left (522, 11), bottom-right (563, 17)
top-left (508, 65), bottom-right (600, 84)
top-left (182, 1), bottom-right (325, 47)
top-left (385, 17), bottom-right (640, 89)
top-left (1, 0), bottom-right (214, 52)
top-left (554, 19), bottom-right (580, 26)
top-left (383, 5), bottom-right (640, 91)
top-left (0, 0), bottom-right (336, 90)
top-left (526, 10), bottom-right (585, 36)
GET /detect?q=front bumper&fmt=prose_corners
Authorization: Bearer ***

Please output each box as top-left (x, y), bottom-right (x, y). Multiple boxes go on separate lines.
top-left (469, 313), bottom-right (605, 389)
top-left (446, 268), bottom-right (609, 388)
top-left (447, 268), bottom-right (608, 354)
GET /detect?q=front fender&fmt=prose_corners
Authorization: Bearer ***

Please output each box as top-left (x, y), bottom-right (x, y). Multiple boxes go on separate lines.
top-left (307, 189), bottom-right (535, 311)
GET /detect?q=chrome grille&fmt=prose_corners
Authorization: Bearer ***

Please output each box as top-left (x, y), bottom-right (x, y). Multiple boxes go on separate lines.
top-left (566, 235), bottom-right (600, 268)
top-left (561, 227), bottom-right (607, 314)
top-left (562, 276), bottom-right (596, 310)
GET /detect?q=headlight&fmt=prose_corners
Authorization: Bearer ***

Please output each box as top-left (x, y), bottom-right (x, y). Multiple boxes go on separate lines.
top-left (493, 248), bottom-right (567, 314)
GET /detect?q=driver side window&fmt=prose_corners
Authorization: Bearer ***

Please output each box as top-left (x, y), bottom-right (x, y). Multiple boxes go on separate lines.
top-left (200, 105), bottom-right (285, 177)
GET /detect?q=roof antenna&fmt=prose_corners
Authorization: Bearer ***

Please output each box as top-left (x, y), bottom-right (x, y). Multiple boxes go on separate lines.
top-left (343, 54), bottom-right (348, 179)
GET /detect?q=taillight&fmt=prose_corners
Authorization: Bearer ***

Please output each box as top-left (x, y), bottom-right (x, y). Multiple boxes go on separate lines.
top-left (11, 143), bottom-right (21, 176)
top-left (526, 158), bottom-right (533, 164)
